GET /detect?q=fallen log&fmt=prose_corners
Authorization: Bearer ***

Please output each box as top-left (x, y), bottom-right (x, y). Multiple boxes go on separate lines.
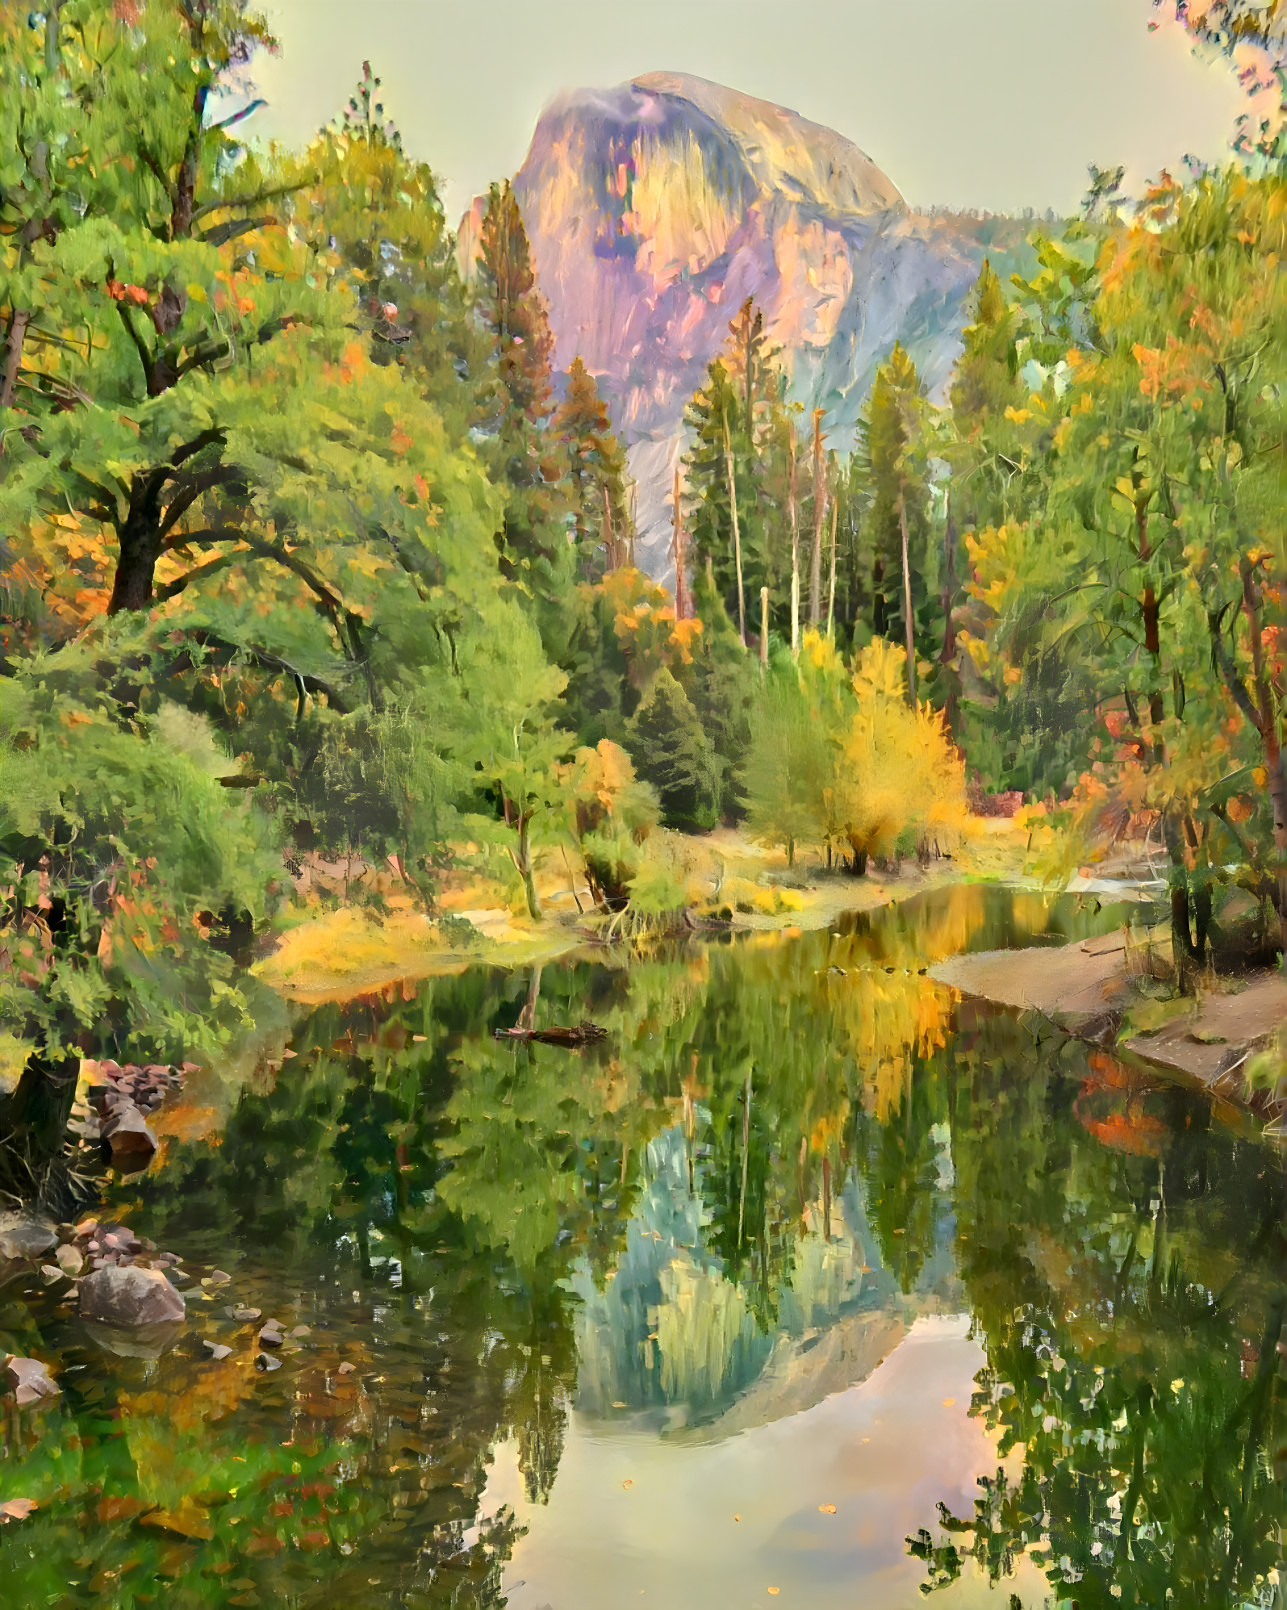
top-left (492, 1021), bottom-right (606, 1047)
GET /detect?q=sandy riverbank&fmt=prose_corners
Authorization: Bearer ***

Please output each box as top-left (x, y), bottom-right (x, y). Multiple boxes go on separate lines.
top-left (253, 820), bottom-right (1033, 1005)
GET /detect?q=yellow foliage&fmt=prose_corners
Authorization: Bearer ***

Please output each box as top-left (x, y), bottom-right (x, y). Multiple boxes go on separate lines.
top-left (558, 738), bottom-right (657, 845)
top-left (838, 638), bottom-right (973, 862)
top-left (0, 1032), bottom-right (32, 1097)
top-left (592, 567), bottom-right (705, 684)
top-left (715, 876), bottom-right (801, 916)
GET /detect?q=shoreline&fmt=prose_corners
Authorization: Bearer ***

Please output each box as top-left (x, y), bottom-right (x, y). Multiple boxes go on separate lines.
top-left (251, 821), bottom-right (1032, 1005)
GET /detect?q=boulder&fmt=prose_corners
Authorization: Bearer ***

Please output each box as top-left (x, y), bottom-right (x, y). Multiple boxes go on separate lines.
top-left (0, 1216), bottom-right (57, 1261)
top-left (4, 1355), bottom-right (60, 1407)
top-left (78, 1263), bottom-right (185, 1327)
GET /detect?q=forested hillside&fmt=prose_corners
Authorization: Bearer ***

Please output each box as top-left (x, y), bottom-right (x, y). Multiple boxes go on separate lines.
top-left (1, 0), bottom-right (1284, 1174)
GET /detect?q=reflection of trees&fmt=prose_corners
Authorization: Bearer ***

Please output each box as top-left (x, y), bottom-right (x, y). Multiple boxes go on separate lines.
top-left (12, 884), bottom-right (1242, 1604)
top-left (910, 1020), bottom-right (1286, 1608)
top-left (5, 976), bottom-right (620, 1607)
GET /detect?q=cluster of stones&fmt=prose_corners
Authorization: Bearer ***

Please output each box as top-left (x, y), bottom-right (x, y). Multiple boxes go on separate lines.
top-left (74, 1059), bottom-right (193, 1171)
top-left (2, 1212), bottom-right (321, 1421)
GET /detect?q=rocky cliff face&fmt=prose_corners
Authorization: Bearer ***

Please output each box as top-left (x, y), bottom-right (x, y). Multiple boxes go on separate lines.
top-left (461, 72), bottom-right (1027, 576)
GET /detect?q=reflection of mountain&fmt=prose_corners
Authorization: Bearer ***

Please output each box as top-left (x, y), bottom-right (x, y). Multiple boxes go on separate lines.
top-left (461, 72), bottom-right (1032, 574)
top-left (571, 1125), bottom-right (960, 1435)
top-left (570, 1127), bottom-right (771, 1419)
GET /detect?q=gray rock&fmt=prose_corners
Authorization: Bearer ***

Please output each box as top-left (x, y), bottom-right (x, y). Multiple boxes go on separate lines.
top-left (78, 1263), bottom-right (186, 1327)
top-left (4, 1355), bottom-right (60, 1407)
top-left (204, 1341), bottom-right (233, 1361)
top-left (0, 1215), bottom-right (57, 1261)
top-left (55, 1244), bottom-right (84, 1277)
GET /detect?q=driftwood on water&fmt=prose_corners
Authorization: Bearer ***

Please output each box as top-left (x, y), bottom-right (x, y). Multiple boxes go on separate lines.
top-left (492, 1021), bottom-right (607, 1048)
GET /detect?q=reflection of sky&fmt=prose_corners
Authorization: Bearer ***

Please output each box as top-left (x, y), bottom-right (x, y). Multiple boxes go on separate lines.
top-left (482, 1316), bottom-right (1049, 1610)
top-left (569, 1123), bottom-right (963, 1430)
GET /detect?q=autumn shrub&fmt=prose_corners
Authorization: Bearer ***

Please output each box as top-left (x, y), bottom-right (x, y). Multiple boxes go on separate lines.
top-left (745, 633), bottom-right (971, 872)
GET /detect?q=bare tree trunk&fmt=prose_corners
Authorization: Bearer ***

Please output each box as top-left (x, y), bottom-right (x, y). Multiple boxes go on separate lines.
top-left (940, 492), bottom-right (958, 732)
top-left (518, 964), bottom-right (543, 1030)
top-left (1, 310), bottom-right (31, 411)
top-left (788, 435), bottom-right (800, 659)
top-left (826, 491), bottom-right (838, 641)
top-left (518, 812), bottom-right (542, 922)
top-left (760, 586), bottom-right (769, 671)
top-left (1240, 557), bottom-right (1287, 954)
top-left (723, 421), bottom-right (746, 646)
top-left (808, 409), bottom-right (826, 626)
top-left (672, 467), bottom-right (690, 620)
top-left (602, 482), bottom-right (617, 572)
top-left (899, 487), bottom-right (916, 705)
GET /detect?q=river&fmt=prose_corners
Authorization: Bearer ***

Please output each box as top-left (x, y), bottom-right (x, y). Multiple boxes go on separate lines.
top-left (1, 884), bottom-right (1282, 1609)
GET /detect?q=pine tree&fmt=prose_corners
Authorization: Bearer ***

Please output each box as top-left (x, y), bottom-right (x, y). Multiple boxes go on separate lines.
top-left (474, 180), bottom-right (568, 570)
top-left (854, 343), bottom-right (932, 698)
top-left (554, 357), bottom-right (630, 575)
top-left (688, 567), bottom-right (755, 821)
top-left (299, 65), bottom-right (484, 428)
top-left (949, 261), bottom-right (1020, 431)
top-left (625, 668), bottom-right (722, 831)
top-left (682, 297), bottom-right (786, 646)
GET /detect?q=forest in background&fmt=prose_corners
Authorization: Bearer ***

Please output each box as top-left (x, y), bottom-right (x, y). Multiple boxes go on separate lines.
top-left (0, 0), bottom-right (1285, 1178)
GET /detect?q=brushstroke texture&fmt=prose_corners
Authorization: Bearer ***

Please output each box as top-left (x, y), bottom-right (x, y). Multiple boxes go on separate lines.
top-left (462, 73), bottom-right (1029, 574)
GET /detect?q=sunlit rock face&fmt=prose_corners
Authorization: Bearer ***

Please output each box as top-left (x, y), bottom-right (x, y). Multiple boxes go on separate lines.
top-left (461, 72), bottom-right (1018, 575)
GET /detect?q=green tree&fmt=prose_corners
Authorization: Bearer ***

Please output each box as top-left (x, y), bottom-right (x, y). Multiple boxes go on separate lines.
top-left (626, 667), bottom-right (722, 831)
top-left (554, 356), bottom-right (630, 575)
top-left (298, 63), bottom-right (485, 426)
top-left (743, 662), bottom-right (821, 867)
top-left (854, 342), bottom-right (934, 700)
top-left (683, 298), bottom-right (787, 646)
top-left (449, 606), bottom-right (572, 920)
top-left (0, 627), bottom-right (279, 1199)
top-left (472, 178), bottom-right (569, 577)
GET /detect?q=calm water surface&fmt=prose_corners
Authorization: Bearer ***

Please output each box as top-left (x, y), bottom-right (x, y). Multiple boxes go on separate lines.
top-left (1, 885), bottom-right (1283, 1609)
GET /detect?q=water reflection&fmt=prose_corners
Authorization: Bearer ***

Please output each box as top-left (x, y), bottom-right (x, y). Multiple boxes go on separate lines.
top-left (0, 886), bottom-right (1280, 1609)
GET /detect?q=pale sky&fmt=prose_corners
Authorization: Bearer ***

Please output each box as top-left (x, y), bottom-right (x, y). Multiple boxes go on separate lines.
top-left (251, 0), bottom-right (1246, 218)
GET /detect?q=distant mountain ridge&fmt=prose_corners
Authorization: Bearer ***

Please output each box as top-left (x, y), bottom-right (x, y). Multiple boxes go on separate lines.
top-left (461, 72), bottom-right (1033, 576)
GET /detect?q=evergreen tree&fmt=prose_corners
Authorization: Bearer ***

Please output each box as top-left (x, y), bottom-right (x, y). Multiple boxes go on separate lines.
top-left (682, 297), bottom-right (787, 645)
top-left (554, 356), bottom-right (630, 575)
top-left (854, 343), bottom-right (934, 698)
top-left (299, 64), bottom-right (485, 428)
top-left (688, 566), bottom-right (755, 820)
top-left (473, 179), bottom-right (568, 573)
top-left (626, 667), bottom-right (722, 831)
top-left (949, 261), bottom-right (1021, 431)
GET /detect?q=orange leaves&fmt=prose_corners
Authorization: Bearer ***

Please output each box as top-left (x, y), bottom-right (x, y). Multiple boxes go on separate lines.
top-left (106, 279), bottom-right (150, 307)
top-left (1131, 338), bottom-right (1209, 403)
top-left (389, 423), bottom-right (413, 456)
top-left (338, 340), bottom-right (366, 386)
top-left (593, 566), bottom-right (705, 687)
